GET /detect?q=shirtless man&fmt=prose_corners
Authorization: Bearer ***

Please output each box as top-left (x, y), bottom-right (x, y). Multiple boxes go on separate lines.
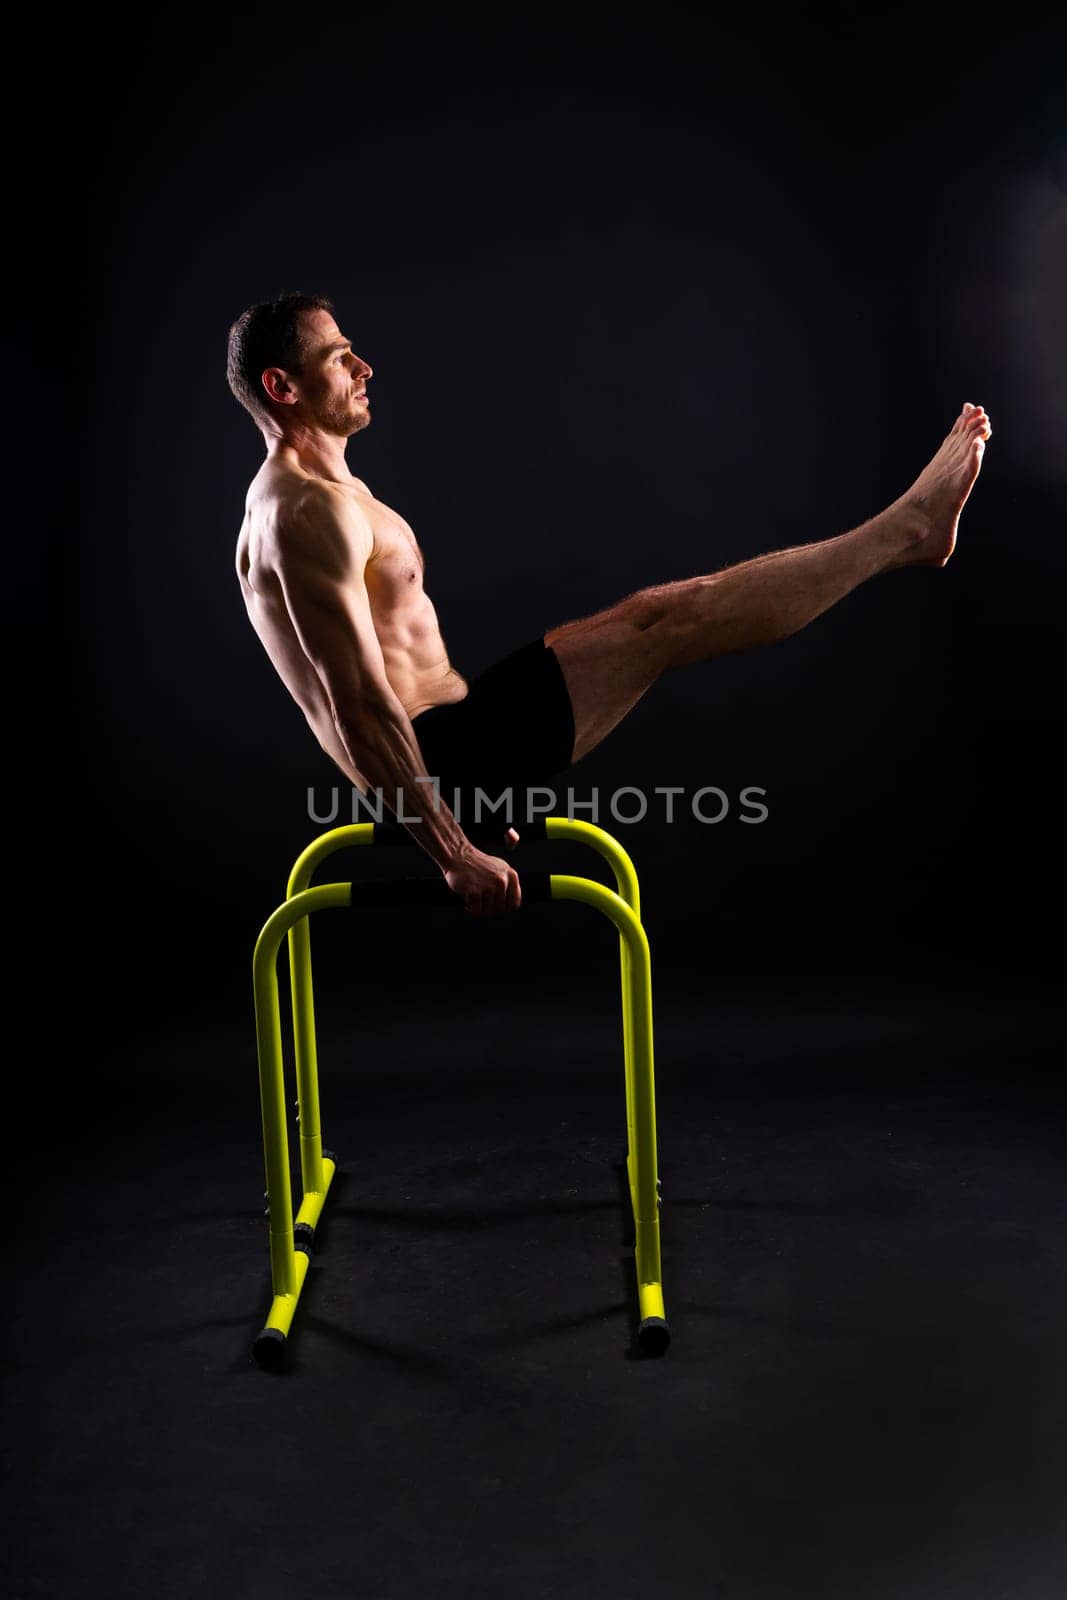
top-left (229, 292), bottom-right (992, 918)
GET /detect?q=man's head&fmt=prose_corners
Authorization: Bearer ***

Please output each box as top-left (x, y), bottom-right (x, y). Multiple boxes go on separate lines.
top-left (226, 292), bottom-right (373, 439)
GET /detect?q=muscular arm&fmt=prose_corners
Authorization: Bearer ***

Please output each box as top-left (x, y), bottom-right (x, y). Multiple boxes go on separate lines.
top-left (265, 483), bottom-right (521, 916)
top-left (273, 484), bottom-right (471, 872)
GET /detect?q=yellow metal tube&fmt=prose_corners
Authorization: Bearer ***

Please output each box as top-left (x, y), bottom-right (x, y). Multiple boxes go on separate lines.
top-left (262, 824), bottom-right (666, 1356)
top-left (282, 824), bottom-right (653, 1290)
top-left (287, 817), bottom-right (640, 910)
top-left (284, 818), bottom-right (646, 1197)
top-left (262, 1249), bottom-right (311, 1337)
top-left (253, 884), bottom-right (351, 1317)
top-left (285, 825), bottom-right (376, 1195)
top-left (286, 823), bottom-right (377, 900)
top-left (547, 874), bottom-right (662, 1294)
top-left (543, 818), bottom-right (641, 918)
top-left (544, 820), bottom-right (641, 1171)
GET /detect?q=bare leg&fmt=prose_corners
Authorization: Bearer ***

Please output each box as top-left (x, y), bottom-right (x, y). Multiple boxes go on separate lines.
top-left (546, 403), bottom-right (992, 763)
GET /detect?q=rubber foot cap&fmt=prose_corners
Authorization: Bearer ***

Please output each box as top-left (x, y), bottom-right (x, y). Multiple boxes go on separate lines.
top-left (293, 1222), bottom-right (315, 1254)
top-left (638, 1317), bottom-right (671, 1356)
top-left (253, 1328), bottom-right (287, 1370)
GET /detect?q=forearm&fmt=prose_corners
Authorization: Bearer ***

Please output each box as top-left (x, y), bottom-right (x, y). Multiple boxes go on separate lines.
top-left (333, 698), bottom-right (470, 870)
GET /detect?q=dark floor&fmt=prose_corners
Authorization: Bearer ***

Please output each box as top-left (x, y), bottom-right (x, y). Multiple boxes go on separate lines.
top-left (6, 983), bottom-right (1066, 1599)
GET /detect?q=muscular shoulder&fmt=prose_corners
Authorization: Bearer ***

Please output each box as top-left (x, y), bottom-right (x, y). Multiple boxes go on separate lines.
top-left (270, 479), bottom-right (373, 581)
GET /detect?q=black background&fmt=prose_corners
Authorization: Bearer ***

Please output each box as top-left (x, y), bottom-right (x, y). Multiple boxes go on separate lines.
top-left (10, 16), bottom-right (1067, 1596)
top-left (48, 9), bottom-right (1066, 1042)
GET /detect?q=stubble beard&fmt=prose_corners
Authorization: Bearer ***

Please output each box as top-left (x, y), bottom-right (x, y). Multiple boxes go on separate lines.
top-left (304, 387), bottom-right (363, 435)
top-left (323, 398), bottom-right (370, 438)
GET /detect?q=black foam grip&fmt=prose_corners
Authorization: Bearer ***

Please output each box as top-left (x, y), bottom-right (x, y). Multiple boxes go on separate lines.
top-left (348, 872), bottom-right (553, 911)
top-left (371, 816), bottom-right (548, 849)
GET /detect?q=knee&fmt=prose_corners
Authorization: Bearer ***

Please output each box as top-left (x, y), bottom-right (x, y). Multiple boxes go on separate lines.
top-left (626, 589), bottom-right (669, 633)
top-left (616, 593), bottom-right (680, 677)
top-left (638, 586), bottom-right (729, 674)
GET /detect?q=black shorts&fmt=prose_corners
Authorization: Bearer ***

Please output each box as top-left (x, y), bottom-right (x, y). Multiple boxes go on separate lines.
top-left (410, 637), bottom-right (575, 823)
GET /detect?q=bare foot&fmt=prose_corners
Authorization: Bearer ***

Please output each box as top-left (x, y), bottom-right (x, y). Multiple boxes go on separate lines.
top-left (889, 403), bottom-right (993, 568)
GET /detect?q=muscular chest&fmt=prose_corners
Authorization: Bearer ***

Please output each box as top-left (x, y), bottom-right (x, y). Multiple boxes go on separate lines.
top-left (362, 500), bottom-right (426, 606)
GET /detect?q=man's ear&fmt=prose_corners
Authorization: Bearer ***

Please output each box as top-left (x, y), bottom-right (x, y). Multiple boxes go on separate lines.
top-left (262, 367), bottom-right (297, 406)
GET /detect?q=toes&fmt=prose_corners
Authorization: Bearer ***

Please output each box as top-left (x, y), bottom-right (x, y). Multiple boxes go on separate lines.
top-left (953, 403), bottom-right (991, 444)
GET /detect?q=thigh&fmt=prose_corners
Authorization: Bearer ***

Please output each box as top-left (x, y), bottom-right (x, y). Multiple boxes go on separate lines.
top-left (544, 604), bottom-right (665, 764)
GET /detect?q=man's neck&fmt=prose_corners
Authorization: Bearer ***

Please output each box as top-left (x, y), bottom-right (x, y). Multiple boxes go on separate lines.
top-left (264, 429), bottom-right (355, 485)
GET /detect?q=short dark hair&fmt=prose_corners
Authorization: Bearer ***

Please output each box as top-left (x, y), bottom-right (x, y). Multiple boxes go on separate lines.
top-left (226, 291), bottom-right (335, 424)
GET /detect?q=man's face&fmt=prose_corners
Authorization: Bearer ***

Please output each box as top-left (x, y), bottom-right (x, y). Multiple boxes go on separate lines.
top-left (273, 308), bottom-right (373, 437)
